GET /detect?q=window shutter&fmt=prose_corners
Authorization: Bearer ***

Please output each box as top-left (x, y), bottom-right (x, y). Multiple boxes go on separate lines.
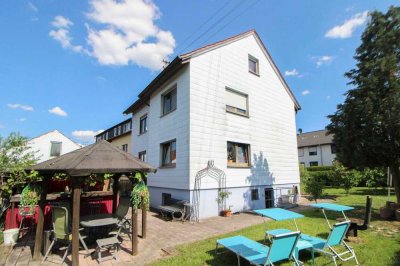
top-left (225, 89), bottom-right (247, 111)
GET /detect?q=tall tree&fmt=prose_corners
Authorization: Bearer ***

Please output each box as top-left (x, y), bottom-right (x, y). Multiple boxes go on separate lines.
top-left (327, 6), bottom-right (400, 202)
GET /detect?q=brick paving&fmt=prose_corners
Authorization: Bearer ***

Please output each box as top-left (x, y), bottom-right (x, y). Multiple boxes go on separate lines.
top-left (0, 197), bottom-right (319, 266)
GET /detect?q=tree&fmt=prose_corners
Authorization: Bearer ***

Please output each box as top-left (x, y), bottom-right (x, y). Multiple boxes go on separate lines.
top-left (327, 6), bottom-right (400, 202)
top-left (0, 133), bottom-right (38, 198)
top-left (301, 167), bottom-right (324, 202)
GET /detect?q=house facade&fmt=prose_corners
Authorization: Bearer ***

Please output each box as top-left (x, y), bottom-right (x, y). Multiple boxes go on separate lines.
top-left (124, 30), bottom-right (301, 218)
top-left (28, 130), bottom-right (82, 163)
top-left (95, 118), bottom-right (132, 153)
top-left (297, 129), bottom-right (336, 167)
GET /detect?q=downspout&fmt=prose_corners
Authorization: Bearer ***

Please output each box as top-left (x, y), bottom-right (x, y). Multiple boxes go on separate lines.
top-left (319, 144), bottom-right (323, 165)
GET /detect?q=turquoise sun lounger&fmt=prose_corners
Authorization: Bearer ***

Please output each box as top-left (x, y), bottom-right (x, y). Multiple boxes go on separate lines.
top-left (216, 231), bottom-right (301, 266)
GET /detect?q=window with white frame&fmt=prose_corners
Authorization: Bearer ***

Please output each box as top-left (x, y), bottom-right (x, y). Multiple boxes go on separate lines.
top-left (162, 87), bottom-right (177, 115)
top-left (248, 54), bottom-right (259, 75)
top-left (161, 140), bottom-right (176, 167)
top-left (227, 141), bottom-right (250, 167)
top-left (50, 141), bottom-right (62, 157)
top-left (309, 146), bottom-right (317, 156)
top-left (225, 88), bottom-right (248, 116)
top-left (138, 151), bottom-right (147, 162)
top-left (139, 115), bottom-right (148, 134)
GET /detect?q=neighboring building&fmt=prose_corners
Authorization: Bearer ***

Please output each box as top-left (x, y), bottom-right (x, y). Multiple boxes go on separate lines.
top-left (28, 130), bottom-right (82, 163)
top-left (123, 30), bottom-right (301, 218)
top-left (297, 129), bottom-right (336, 167)
top-left (95, 118), bottom-right (132, 153)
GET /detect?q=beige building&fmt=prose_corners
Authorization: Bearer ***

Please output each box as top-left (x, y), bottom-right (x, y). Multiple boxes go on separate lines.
top-left (95, 118), bottom-right (132, 153)
top-left (297, 129), bottom-right (336, 167)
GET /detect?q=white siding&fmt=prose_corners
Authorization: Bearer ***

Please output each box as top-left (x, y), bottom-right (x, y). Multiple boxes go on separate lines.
top-left (131, 66), bottom-right (191, 192)
top-left (299, 144), bottom-right (336, 166)
top-left (28, 130), bottom-right (82, 163)
top-left (189, 34), bottom-right (300, 189)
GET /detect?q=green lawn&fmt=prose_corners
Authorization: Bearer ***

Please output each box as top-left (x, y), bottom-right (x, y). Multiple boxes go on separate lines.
top-left (152, 187), bottom-right (400, 266)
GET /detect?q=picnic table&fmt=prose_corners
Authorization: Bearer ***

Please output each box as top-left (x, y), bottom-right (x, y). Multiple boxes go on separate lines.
top-left (254, 208), bottom-right (314, 264)
top-left (80, 214), bottom-right (118, 227)
top-left (310, 203), bottom-right (354, 229)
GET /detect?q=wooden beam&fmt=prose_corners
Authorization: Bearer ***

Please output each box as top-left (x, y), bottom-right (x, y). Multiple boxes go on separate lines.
top-left (72, 178), bottom-right (81, 266)
top-left (112, 175), bottom-right (120, 214)
top-left (141, 196), bottom-right (147, 239)
top-left (132, 209), bottom-right (138, 255)
top-left (33, 177), bottom-right (49, 260)
top-left (10, 202), bottom-right (15, 228)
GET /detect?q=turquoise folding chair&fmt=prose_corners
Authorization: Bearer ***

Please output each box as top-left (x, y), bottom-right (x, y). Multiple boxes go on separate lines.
top-left (301, 221), bottom-right (359, 265)
top-left (216, 231), bottom-right (301, 266)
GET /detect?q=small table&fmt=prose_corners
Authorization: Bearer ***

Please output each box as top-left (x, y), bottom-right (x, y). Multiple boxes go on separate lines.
top-left (310, 203), bottom-right (354, 229)
top-left (80, 214), bottom-right (119, 244)
top-left (254, 208), bottom-right (314, 265)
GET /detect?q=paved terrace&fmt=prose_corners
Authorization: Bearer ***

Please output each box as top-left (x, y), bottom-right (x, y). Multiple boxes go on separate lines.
top-left (0, 198), bottom-right (315, 266)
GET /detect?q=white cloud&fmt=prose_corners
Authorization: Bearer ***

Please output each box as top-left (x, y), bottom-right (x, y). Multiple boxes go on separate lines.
top-left (0, 123), bottom-right (4, 129)
top-left (49, 16), bottom-right (84, 53)
top-left (326, 95), bottom-right (331, 100)
top-left (313, 55), bottom-right (335, 67)
top-left (96, 75), bottom-right (106, 81)
top-left (48, 106), bottom-right (68, 117)
top-left (325, 11), bottom-right (368, 39)
top-left (301, 90), bottom-right (311, 96)
top-left (285, 69), bottom-right (299, 77)
top-left (27, 2), bottom-right (38, 12)
top-left (49, 0), bottom-right (176, 71)
top-left (7, 103), bottom-right (34, 111)
top-left (72, 130), bottom-right (103, 143)
top-left (18, 118), bottom-right (27, 122)
top-left (86, 0), bottom-right (176, 70)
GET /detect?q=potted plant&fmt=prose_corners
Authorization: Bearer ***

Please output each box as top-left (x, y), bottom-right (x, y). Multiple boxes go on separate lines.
top-left (20, 183), bottom-right (40, 215)
top-left (217, 191), bottom-right (232, 217)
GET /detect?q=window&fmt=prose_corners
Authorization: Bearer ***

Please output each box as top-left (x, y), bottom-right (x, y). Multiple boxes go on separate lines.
top-left (310, 161), bottom-right (318, 167)
top-left (227, 141), bottom-right (250, 167)
top-left (331, 144), bottom-right (337, 154)
top-left (50, 141), bottom-right (62, 157)
top-left (162, 193), bottom-right (172, 205)
top-left (162, 87), bottom-right (177, 115)
top-left (309, 146), bottom-right (317, 156)
top-left (251, 189), bottom-right (259, 201)
top-left (225, 88), bottom-right (248, 116)
top-left (248, 54), bottom-right (259, 75)
top-left (138, 151), bottom-right (147, 162)
top-left (113, 128), bottom-right (117, 136)
top-left (122, 144), bottom-right (128, 152)
top-left (161, 140), bottom-right (176, 167)
top-left (139, 115), bottom-right (148, 134)
top-left (298, 148), bottom-right (304, 157)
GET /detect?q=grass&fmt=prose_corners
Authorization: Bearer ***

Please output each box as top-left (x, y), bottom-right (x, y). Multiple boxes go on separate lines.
top-left (152, 187), bottom-right (400, 266)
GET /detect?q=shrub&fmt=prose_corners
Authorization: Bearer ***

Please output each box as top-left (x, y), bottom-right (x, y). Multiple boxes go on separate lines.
top-left (301, 167), bottom-right (324, 202)
top-left (362, 168), bottom-right (387, 188)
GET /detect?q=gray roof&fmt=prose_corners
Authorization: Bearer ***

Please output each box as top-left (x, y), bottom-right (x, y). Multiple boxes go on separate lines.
top-left (31, 140), bottom-right (156, 176)
top-left (297, 130), bottom-right (333, 147)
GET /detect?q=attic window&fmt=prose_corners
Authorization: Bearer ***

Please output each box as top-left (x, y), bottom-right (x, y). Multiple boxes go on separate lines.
top-left (248, 54), bottom-right (259, 75)
top-left (50, 141), bottom-right (62, 157)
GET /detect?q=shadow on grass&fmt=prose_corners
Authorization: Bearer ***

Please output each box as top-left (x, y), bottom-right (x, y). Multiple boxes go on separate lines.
top-left (391, 240), bottom-right (400, 266)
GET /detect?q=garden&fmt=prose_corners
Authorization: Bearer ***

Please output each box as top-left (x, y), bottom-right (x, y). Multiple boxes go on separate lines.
top-left (151, 186), bottom-right (400, 266)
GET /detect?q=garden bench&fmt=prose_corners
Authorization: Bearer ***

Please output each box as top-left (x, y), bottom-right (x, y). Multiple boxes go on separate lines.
top-left (157, 198), bottom-right (188, 221)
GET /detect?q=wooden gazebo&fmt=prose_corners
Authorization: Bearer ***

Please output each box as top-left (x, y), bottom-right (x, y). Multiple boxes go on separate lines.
top-left (30, 140), bottom-right (156, 265)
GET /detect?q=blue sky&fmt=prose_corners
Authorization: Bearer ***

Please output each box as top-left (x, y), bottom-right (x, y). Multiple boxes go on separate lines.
top-left (0, 0), bottom-right (397, 143)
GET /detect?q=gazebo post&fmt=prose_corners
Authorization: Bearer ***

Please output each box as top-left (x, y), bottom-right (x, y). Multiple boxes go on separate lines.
top-left (33, 176), bottom-right (49, 260)
top-left (141, 172), bottom-right (147, 239)
top-left (132, 208), bottom-right (138, 255)
top-left (112, 174), bottom-right (120, 214)
top-left (72, 177), bottom-right (81, 266)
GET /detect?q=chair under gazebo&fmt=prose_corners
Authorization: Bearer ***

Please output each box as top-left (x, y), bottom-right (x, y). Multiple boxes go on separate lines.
top-left (30, 140), bottom-right (156, 266)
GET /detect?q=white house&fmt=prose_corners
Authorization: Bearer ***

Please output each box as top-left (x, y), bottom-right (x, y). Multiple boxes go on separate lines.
top-left (124, 30), bottom-right (301, 218)
top-left (28, 130), bottom-right (82, 163)
top-left (297, 129), bottom-right (336, 167)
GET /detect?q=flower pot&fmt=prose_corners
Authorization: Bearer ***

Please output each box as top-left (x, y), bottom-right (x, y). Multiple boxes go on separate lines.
top-left (386, 201), bottom-right (395, 208)
top-left (396, 210), bottom-right (400, 221)
top-left (103, 179), bottom-right (111, 191)
top-left (389, 203), bottom-right (400, 210)
top-left (380, 207), bottom-right (394, 220)
top-left (221, 210), bottom-right (232, 217)
top-left (3, 228), bottom-right (19, 246)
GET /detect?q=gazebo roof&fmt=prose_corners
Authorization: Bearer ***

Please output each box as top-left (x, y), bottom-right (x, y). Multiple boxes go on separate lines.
top-left (31, 140), bottom-right (156, 176)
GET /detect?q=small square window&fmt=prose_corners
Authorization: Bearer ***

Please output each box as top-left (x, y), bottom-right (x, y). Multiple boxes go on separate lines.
top-left (161, 140), bottom-right (176, 167)
top-left (251, 189), bottom-right (259, 201)
top-left (331, 144), bottom-right (337, 154)
top-left (309, 146), bottom-right (317, 156)
top-left (162, 193), bottom-right (172, 205)
top-left (138, 150), bottom-right (147, 162)
top-left (248, 54), bottom-right (259, 75)
top-left (162, 87), bottom-right (177, 116)
top-left (310, 161), bottom-right (318, 167)
top-left (227, 141), bottom-right (250, 167)
top-left (139, 115), bottom-right (148, 134)
top-left (225, 88), bottom-right (248, 117)
top-left (50, 141), bottom-right (62, 157)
